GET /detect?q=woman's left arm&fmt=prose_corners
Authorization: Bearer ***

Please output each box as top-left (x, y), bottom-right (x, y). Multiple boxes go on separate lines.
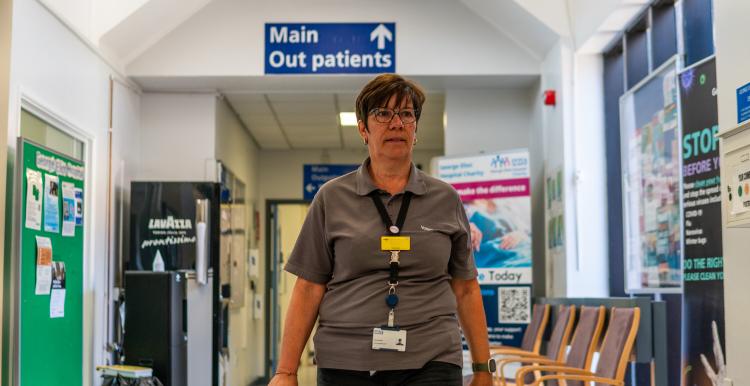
top-left (451, 278), bottom-right (492, 386)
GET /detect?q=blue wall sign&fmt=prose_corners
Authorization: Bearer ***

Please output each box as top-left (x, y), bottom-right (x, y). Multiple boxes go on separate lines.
top-left (736, 81), bottom-right (750, 124)
top-left (303, 164), bottom-right (359, 200)
top-left (265, 23), bottom-right (395, 74)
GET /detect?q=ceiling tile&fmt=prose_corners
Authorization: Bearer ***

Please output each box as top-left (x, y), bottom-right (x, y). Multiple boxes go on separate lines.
top-left (277, 115), bottom-right (337, 126)
top-left (271, 101), bottom-right (336, 115)
top-left (267, 93), bottom-right (332, 103)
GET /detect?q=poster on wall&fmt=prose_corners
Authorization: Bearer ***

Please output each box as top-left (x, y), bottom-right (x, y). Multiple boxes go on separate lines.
top-left (620, 57), bottom-right (682, 293)
top-left (436, 149), bottom-right (532, 347)
top-left (679, 57), bottom-right (726, 386)
top-left (546, 166), bottom-right (564, 292)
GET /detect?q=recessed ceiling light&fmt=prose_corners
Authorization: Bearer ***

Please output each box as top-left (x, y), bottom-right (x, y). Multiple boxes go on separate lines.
top-left (339, 112), bottom-right (358, 126)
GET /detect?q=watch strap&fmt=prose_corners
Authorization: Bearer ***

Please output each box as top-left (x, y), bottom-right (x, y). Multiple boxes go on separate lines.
top-left (472, 358), bottom-right (496, 373)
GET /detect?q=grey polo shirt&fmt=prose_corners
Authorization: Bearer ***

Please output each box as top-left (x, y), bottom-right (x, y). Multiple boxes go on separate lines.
top-left (284, 158), bottom-right (477, 371)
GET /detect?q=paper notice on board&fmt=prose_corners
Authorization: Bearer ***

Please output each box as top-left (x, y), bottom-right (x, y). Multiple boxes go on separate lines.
top-left (61, 182), bottom-right (75, 237)
top-left (35, 236), bottom-right (52, 295)
top-left (25, 169), bottom-right (43, 230)
top-left (50, 261), bottom-right (66, 318)
top-left (732, 163), bottom-right (750, 215)
top-left (74, 188), bottom-right (83, 226)
top-left (43, 174), bottom-right (60, 233)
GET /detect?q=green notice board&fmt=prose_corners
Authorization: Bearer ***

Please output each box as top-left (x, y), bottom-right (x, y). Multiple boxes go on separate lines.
top-left (17, 139), bottom-right (84, 385)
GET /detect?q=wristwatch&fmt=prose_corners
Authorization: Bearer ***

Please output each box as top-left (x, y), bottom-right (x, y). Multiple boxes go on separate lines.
top-left (471, 358), bottom-right (496, 373)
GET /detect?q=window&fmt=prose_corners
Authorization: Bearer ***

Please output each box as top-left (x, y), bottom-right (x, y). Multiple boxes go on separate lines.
top-left (683, 0), bottom-right (714, 66)
top-left (625, 17), bottom-right (650, 88)
top-left (651, 1), bottom-right (677, 69)
top-left (20, 109), bottom-right (84, 161)
top-left (603, 44), bottom-right (626, 296)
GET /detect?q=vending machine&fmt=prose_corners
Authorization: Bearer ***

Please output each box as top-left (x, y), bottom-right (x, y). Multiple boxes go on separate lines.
top-left (126, 181), bottom-right (224, 386)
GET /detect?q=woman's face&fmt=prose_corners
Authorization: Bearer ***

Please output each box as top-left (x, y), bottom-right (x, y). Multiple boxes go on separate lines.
top-left (358, 94), bottom-right (417, 162)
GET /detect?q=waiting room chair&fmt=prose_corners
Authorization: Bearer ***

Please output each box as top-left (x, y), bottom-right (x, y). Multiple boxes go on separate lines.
top-left (490, 304), bottom-right (550, 357)
top-left (497, 305), bottom-right (605, 386)
top-left (514, 306), bottom-right (641, 386)
top-left (492, 304), bottom-right (576, 386)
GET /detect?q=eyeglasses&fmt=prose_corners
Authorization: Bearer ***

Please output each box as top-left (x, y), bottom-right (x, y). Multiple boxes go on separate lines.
top-left (369, 108), bottom-right (419, 124)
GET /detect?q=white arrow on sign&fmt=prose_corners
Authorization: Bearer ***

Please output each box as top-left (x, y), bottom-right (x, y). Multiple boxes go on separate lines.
top-left (370, 24), bottom-right (392, 50)
top-left (305, 183), bottom-right (316, 193)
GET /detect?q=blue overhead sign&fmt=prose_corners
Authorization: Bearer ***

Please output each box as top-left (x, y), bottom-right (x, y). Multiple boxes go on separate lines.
top-left (265, 23), bottom-right (395, 74)
top-left (737, 81), bottom-right (750, 124)
top-left (303, 164), bottom-right (359, 200)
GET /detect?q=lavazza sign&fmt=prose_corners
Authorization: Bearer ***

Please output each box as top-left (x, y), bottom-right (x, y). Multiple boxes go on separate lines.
top-left (264, 23), bottom-right (396, 74)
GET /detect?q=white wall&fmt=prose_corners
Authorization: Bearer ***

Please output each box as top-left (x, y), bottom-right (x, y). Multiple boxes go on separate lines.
top-left (138, 93), bottom-right (216, 181)
top-left (566, 52), bottom-right (608, 297)
top-left (5, 0), bottom-right (142, 384)
top-left (444, 88), bottom-right (536, 156)
top-left (527, 79), bottom-right (546, 297)
top-left (538, 41), bottom-right (573, 298)
top-left (540, 41), bottom-right (608, 298)
top-left (715, 1), bottom-right (750, 384)
top-left (214, 97), bottom-right (261, 386)
top-left (0, 0), bottom-right (13, 364)
top-left (125, 0), bottom-right (539, 77)
top-left (108, 80), bottom-right (143, 356)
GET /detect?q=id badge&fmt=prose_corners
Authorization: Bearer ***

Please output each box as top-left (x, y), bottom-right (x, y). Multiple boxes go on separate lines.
top-left (372, 327), bottom-right (407, 352)
top-left (381, 236), bottom-right (410, 251)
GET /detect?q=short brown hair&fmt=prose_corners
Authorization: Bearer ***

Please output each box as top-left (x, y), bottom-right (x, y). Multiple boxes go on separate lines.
top-left (355, 74), bottom-right (426, 125)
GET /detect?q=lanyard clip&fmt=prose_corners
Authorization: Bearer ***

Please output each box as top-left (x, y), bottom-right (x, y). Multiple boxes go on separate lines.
top-left (389, 250), bottom-right (400, 264)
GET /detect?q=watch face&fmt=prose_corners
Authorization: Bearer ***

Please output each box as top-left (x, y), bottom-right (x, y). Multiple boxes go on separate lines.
top-left (488, 359), bottom-right (497, 372)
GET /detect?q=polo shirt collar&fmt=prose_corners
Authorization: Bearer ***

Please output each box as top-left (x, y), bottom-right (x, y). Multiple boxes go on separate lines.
top-left (356, 157), bottom-right (427, 196)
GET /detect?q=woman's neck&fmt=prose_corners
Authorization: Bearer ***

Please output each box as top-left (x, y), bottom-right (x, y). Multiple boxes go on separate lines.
top-left (368, 156), bottom-right (412, 195)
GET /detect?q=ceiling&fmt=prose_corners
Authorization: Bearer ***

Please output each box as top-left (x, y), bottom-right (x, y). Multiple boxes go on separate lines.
top-left (224, 93), bottom-right (445, 151)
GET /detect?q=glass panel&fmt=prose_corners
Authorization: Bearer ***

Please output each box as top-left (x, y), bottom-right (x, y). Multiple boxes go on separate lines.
top-left (683, 0), bottom-right (714, 66)
top-left (20, 109), bottom-right (84, 161)
top-left (604, 45), bottom-right (626, 296)
top-left (620, 59), bottom-right (682, 293)
top-left (626, 18), bottom-right (650, 89)
top-left (652, 2), bottom-right (677, 69)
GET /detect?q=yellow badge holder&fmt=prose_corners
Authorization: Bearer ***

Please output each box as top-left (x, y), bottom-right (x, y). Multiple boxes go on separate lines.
top-left (381, 236), bottom-right (410, 251)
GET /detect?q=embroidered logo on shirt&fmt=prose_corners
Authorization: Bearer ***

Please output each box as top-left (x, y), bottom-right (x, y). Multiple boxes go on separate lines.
top-left (420, 225), bottom-right (435, 232)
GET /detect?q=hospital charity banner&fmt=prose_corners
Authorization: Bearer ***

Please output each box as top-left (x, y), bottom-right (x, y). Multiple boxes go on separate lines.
top-left (679, 58), bottom-right (726, 386)
top-left (436, 149), bottom-right (532, 346)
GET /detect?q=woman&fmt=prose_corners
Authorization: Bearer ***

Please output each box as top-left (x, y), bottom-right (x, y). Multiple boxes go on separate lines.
top-left (269, 74), bottom-right (493, 386)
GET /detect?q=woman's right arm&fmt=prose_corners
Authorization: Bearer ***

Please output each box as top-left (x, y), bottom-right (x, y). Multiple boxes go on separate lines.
top-left (268, 277), bottom-right (327, 386)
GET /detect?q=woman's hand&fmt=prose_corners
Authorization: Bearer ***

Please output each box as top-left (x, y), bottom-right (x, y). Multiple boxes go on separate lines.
top-left (469, 222), bottom-right (483, 251)
top-left (468, 371), bottom-right (494, 386)
top-left (268, 373), bottom-right (298, 386)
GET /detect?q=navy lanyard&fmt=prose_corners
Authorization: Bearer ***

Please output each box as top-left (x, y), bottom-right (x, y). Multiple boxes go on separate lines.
top-left (368, 191), bottom-right (413, 313)
top-left (369, 191), bottom-right (413, 236)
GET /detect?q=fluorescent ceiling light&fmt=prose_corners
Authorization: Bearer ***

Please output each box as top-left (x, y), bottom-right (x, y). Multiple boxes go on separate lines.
top-left (339, 112), bottom-right (358, 126)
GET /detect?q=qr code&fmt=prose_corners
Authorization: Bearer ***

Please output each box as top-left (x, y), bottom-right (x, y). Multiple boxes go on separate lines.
top-left (498, 287), bottom-right (531, 324)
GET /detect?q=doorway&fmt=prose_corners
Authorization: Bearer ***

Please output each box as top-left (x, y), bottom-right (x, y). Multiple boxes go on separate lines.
top-left (264, 200), bottom-right (314, 384)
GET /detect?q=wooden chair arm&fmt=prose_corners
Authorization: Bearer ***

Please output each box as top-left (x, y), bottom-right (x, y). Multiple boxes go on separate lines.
top-left (515, 365), bottom-right (594, 385)
top-left (495, 358), bottom-right (564, 386)
top-left (529, 374), bottom-right (624, 386)
top-left (492, 351), bottom-right (543, 360)
top-left (490, 347), bottom-right (534, 356)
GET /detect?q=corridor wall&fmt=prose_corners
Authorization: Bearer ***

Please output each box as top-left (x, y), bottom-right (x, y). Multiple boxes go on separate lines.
top-left (443, 86), bottom-right (548, 297)
top-left (3, 0), bottom-right (143, 384)
top-left (215, 97), bottom-right (261, 386)
top-left (715, 1), bottom-right (750, 384)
